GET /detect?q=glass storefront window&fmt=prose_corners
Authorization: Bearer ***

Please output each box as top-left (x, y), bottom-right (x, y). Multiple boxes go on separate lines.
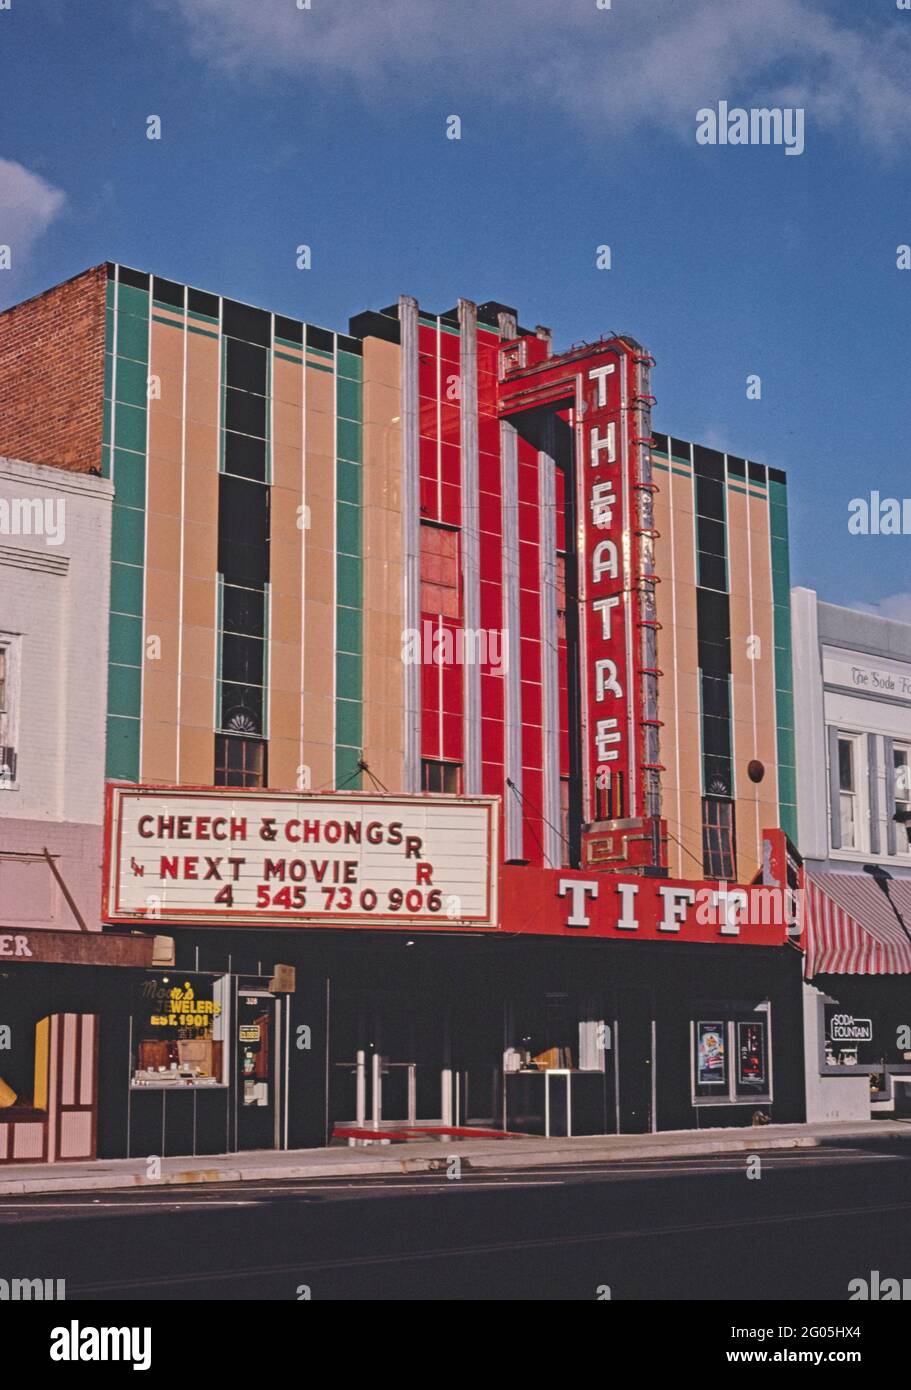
top-left (692, 1008), bottom-right (771, 1104)
top-left (131, 973), bottom-right (228, 1088)
top-left (505, 993), bottom-right (607, 1073)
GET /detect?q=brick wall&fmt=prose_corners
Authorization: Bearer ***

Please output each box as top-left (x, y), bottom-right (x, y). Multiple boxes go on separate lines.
top-left (0, 264), bottom-right (107, 474)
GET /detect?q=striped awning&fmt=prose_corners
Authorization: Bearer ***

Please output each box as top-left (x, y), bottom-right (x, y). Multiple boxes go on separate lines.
top-left (804, 872), bottom-right (911, 977)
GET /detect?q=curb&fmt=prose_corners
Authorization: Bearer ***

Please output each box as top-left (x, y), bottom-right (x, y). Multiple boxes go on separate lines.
top-left (4, 1124), bottom-right (909, 1195)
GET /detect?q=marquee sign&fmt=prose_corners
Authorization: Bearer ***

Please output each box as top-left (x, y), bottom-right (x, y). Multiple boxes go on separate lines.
top-left (104, 786), bottom-right (498, 929)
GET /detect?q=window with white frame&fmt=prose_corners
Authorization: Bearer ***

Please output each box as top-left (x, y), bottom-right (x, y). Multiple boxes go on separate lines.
top-left (836, 733), bottom-right (864, 851)
top-left (894, 744), bottom-right (911, 855)
top-left (0, 638), bottom-right (18, 787)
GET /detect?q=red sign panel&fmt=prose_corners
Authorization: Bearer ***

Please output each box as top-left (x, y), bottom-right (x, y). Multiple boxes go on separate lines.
top-left (577, 343), bottom-right (637, 824)
top-left (498, 334), bottom-right (661, 860)
top-left (502, 866), bottom-right (789, 946)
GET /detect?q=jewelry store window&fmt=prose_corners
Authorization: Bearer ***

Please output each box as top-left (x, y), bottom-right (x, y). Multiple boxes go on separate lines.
top-left (0, 992), bottom-right (46, 1116)
top-left (131, 973), bottom-right (228, 1089)
top-left (691, 1005), bottom-right (771, 1105)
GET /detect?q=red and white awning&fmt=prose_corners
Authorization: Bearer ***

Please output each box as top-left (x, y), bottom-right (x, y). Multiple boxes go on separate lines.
top-left (803, 872), bottom-right (911, 977)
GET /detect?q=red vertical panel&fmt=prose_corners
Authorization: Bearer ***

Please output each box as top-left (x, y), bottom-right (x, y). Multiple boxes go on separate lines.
top-left (477, 327), bottom-right (505, 807)
top-left (516, 435), bottom-right (544, 865)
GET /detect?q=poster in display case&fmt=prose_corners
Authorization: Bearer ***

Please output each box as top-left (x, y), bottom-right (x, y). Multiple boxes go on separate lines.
top-left (697, 1021), bottom-right (726, 1086)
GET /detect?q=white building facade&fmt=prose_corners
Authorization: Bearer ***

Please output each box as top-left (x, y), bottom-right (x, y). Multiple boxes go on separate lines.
top-left (0, 455), bottom-right (114, 929)
top-left (792, 588), bottom-right (911, 1121)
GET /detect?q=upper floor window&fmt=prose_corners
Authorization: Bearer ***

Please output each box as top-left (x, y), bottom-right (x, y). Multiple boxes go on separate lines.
top-left (837, 733), bottom-right (863, 850)
top-left (894, 744), bottom-right (911, 855)
top-left (421, 759), bottom-right (461, 794)
top-left (555, 552), bottom-right (567, 642)
top-left (0, 639), bottom-right (18, 787)
top-left (702, 796), bottom-right (736, 879)
top-left (560, 775), bottom-right (571, 867)
top-left (215, 734), bottom-right (266, 789)
top-left (420, 524), bottom-right (460, 619)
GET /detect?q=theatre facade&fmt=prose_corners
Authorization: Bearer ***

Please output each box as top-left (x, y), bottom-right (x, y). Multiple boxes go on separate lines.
top-left (0, 266), bottom-right (805, 1155)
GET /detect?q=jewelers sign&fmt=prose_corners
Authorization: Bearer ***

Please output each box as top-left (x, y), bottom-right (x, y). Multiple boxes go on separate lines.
top-left (104, 786), bottom-right (498, 929)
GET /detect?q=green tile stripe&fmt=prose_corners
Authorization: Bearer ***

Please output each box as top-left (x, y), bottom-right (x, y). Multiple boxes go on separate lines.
top-left (768, 479), bottom-right (797, 843)
top-left (651, 457), bottom-right (691, 480)
top-left (104, 275), bottom-right (149, 781)
top-left (335, 344), bottom-right (363, 791)
top-left (418, 314), bottom-right (460, 337)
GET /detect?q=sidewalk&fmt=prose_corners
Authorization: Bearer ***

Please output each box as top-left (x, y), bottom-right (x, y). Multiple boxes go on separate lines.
top-left (1, 1120), bottom-right (909, 1194)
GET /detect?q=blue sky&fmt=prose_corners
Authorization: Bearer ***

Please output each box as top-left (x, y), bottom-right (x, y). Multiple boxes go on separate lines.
top-left (2, 0), bottom-right (910, 614)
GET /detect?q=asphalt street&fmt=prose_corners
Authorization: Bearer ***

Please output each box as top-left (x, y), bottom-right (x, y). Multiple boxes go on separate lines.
top-left (2, 1140), bottom-right (911, 1301)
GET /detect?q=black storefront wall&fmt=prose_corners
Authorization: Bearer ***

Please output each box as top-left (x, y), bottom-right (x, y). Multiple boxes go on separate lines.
top-left (302, 932), bottom-right (806, 1139)
top-left (651, 943), bottom-right (806, 1130)
top-left (96, 928), bottom-right (807, 1157)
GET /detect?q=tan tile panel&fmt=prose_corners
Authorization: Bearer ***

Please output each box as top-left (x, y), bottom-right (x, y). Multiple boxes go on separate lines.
top-left (273, 397), bottom-right (306, 450)
top-left (179, 673), bottom-right (216, 732)
top-left (149, 366), bottom-right (184, 421)
top-left (305, 367), bottom-right (335, 455)
top-left (179, 726), bottom-right (215, 786)
top-left (362, 336), bottom-right (404, 791)
top-left (145, 510), bottom-right (181, 573)
top-left (182, 576), bottom-right (217, 632)
top-left (272, 355), bottom-right (304, 411)
top-left (185, 422), bottom-right (219, 469)
top-left (270, 484), bottom-right (306, 542)
top-left (302, 600), bottom-right (335, 691)
top-left (270, 688), bottom-right (304, 740)
top-left (270, 640), bottom-right (304, 698)
top-left (180, 619), bottom-right (216, 681)
top-left (183, 521), bottom-right (219, 581)
top-left (184, 462), bottom-right (218, 528)
top-left (145, 400), bottom-right (181, 466)
top-left (149, 318), bottom-right (184, 378)
top-left (185, 334), bottom-right (220, 419)
top-left (301, 452), bottom-right (336, 503)
top-left (304, 541), bottom-right (335, 607)
top-left (268, 737), bottom-right (304, 792)
top-left (141, 720), bottom-right (178, 785)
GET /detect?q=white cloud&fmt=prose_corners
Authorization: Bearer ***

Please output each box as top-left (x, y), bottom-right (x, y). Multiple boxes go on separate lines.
top-left (161, 0), bottom-right (911, 152)
top-left (0, 158), bottom-right (66, 267)
top-left (853, 594), bottom-right (911, 625)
